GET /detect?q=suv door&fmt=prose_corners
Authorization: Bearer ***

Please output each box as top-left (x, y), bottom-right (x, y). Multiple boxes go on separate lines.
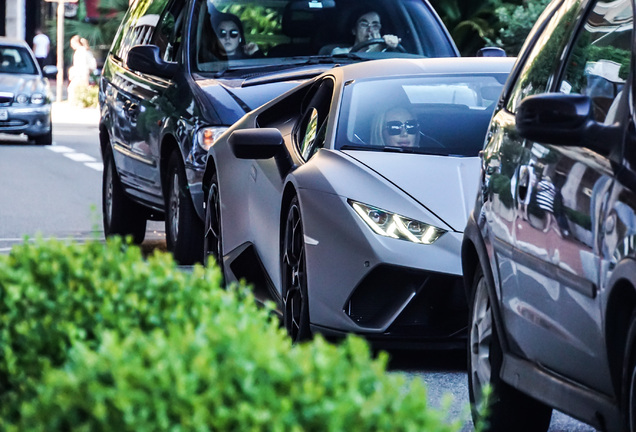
top-left (496, 0), bottom-right (633, 393)
top-left (114, 0), bottom-right (187, 206)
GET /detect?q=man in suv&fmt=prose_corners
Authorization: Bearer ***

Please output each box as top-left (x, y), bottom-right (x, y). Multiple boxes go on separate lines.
top-left (462, 0), bottom-right (636, 430)
top-left (99, 0), bottom-right (458, 264)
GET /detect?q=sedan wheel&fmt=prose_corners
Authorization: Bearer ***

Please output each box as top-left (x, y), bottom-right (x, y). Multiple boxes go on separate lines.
top-left (102, 149), bottom-right (146, 243)
top-left (203, 173), bottom-right (223, 276)
top-left (282, 196), bottom-right (311, 342)
top-left (165, 152), bottom-right (204, 265)
top-left (468, 266), bottom-right (552, 432)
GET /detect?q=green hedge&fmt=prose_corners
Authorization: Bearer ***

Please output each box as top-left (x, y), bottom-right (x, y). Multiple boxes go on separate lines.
top-left (0, 237), bottom-right (462, 431)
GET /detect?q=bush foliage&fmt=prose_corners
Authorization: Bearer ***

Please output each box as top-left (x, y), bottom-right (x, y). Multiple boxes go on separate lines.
top-left (0, 237), bottom-right (461, 431)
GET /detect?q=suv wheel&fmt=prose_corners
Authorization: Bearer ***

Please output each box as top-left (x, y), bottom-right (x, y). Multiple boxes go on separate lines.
top-left (165, 151), bottom-right (204, 265)
top-left (102, 149), bottom-right (146, 243)
top-left (468, 265), bottom-right (552, 432)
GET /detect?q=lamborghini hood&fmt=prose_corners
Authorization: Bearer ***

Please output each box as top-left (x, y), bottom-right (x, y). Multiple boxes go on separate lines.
top-left (344, 151), bottom-right (481, 232)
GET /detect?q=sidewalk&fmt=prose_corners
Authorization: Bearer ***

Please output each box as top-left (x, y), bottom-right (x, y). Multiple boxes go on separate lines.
top-left (49, 78), bottom-right (99, 126)
top-left (51, 101), bottom-right (99, 126)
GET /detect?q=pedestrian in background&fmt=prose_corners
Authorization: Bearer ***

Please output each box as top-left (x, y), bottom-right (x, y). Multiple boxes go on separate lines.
top-left (68, 35), bottom-right (91, 103)
top-left (32, 28), bottom-right (50, 69)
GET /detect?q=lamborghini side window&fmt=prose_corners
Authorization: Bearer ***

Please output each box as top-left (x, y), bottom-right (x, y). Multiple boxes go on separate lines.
top-left (297, 78), bottom-right (334, 161)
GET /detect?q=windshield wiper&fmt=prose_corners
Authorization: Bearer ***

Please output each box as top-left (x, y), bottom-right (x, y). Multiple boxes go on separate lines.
top-left (340, 144), bottom-right (407, 153)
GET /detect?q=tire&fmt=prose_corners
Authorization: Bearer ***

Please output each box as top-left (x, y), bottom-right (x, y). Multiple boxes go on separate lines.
top-left (281, 196), bottom-right (311, 342)
top-left (622, 311), bottom-right (636, 432)
top-left (32, 126), bottom-right (52, 145)
top-left (102, 149), bottom-right (146, 244)
top-left (203, 172), bottom-right (224, 279)
top-left (165, 152), bottom-right (204, 265)
top-left (468, 265), bottom-right (552, 432)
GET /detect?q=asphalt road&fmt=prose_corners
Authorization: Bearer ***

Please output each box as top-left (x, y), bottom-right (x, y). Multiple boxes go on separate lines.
top-left (0, 104), bottom-right (597, 431)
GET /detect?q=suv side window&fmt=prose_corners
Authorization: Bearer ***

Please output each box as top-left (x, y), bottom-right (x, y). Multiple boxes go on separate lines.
top-left (506, 0), bottom-right (582, 113)
top-left (559, 0), bottom-right (633, 123)
top-left (110, 0), bottom-right (172, 62)
top-left (153, 1), bottom-right (187, 62)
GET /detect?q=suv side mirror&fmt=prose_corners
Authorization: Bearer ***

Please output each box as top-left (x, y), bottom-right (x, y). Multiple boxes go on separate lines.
top-left (229, 128), bottom-right (284, 159)
top-left (516, 93), bottom-right (617, 152)
top-left (126, 45), bottom-right (178, 78)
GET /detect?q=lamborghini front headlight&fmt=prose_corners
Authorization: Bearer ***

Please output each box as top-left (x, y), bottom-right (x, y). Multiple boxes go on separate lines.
top-left (349, 200), bottom-right (446, 244)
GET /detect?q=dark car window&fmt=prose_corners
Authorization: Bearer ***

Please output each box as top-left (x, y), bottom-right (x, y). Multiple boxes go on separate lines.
top-left (559, 0), bottom-right (633, 123)
top-left (153, 1), bottom-right (188, 62)
top-left (110, 0), bottom-right (173, 63)
top-left (506, 0), bottom-right (582, 113)
top-left (0, 47), bottom-right (36, 75)
top-left (192, 0), bottom-right (457, 74)
top-left (336, 73), bottom-right (508, 156)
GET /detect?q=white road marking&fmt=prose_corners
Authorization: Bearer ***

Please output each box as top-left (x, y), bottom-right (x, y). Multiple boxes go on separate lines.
top-left (65, 152), bottom-right (96, 162)
top-left (47, 145), bottom-right (74, 153)
top-left (46, 146), bottom-right (103, 171)
top-left (85, 162), bottom-right (104, 171)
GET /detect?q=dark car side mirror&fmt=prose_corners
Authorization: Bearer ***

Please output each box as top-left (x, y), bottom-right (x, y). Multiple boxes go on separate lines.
top-left (516, 93), bottom-right (618, 152)
top-left (126, 45), bottom-right (178, 79)
top-left (229, 128), bottom-right (284, 159)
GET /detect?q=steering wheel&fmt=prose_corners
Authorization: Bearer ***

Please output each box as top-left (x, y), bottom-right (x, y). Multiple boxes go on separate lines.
top-left (349, 38), bottom-right (406, 53)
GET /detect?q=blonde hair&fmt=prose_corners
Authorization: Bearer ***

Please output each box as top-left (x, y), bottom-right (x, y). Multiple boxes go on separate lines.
top-left (370, 106), bottom-right (420, 146)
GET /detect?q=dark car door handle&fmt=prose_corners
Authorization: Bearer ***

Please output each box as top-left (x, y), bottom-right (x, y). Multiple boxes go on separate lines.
top-left (126, 103), bottom-right (140, 121)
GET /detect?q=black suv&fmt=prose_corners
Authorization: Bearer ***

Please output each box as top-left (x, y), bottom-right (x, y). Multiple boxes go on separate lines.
top-left (99, 0), bottom-right (458, 264)
top-left (462, 0), bottom-right (636, 430)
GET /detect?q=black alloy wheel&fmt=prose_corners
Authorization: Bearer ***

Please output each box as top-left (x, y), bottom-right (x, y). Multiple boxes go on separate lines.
top-left (468, 265), bottom-right (552, 432)
top-left (203, 173), bottom-right (223, 279)
top-left (165, 152), bottom-right (204, 265)
top-left (102, 148), bottom-right (146, 243)
top-left (282, 196), bottom-right (311, 342)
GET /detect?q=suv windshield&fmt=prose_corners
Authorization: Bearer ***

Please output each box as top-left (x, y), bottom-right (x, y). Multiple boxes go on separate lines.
top-left (193, 0), bottom-right (457, 74)
top-left (0, 47), bottom-right (37, 75)
top-left (336, 73), bottom-right (509, 157)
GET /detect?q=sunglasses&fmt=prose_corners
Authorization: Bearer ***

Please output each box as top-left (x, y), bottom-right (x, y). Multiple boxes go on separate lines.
top-left (219, 29), bottom-right (240, 39)
top-left (385, 120), bottom-right (419, 135)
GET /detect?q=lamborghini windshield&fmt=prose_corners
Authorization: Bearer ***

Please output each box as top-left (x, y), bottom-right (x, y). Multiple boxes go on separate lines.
top-left (336, 72), bottom-right (509, 157)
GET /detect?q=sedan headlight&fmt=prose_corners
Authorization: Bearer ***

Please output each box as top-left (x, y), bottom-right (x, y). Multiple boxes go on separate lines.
top-left (16, 94), bottom-right (28, 104)
top-left (349, 200), bottom-right (446, 244)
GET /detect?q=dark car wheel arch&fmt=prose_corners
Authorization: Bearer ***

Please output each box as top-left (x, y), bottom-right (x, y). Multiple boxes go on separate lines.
top-left (605, 259), bottom-right (636, 399)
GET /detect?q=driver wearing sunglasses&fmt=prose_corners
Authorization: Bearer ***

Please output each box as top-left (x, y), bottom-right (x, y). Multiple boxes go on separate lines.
top-left (371, 106), bottom-right (420, 148)
top-left (212, 12), bottom-right (261, 59)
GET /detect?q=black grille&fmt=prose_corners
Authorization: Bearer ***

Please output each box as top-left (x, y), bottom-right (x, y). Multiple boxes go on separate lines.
top-left (0, 94), bottom-right (14, 106)
top-left (344, 265), bottom-right (467, 339)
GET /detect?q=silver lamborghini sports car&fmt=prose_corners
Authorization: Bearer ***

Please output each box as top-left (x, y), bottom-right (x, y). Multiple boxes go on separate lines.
top-left (201, 57), bottom-right (514, 346)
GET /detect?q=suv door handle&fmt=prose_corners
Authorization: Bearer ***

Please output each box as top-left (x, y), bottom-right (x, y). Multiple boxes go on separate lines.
top-left (126, 103), bottom-right (140, 121)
